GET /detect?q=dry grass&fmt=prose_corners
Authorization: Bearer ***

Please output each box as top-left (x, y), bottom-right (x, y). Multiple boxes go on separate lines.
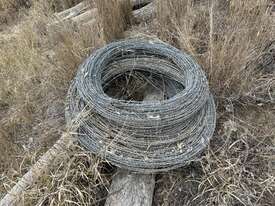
top-left (0, 0), bottom-right (82, 26)
top-left (0, 0), bottom-right (31, 10)
top-left (0, 0), bottom-right (274, 205)
top-left (95, 0), bottom-right (131, 41)
top-left (1, 141), bottom-right (112, 205)
top-left (45, 0), bottom-right (83, 12)
top-left (20, 145), bottom-right (112, 205)
top-left (0, 0), bottom-right (30, 26)
top-left (0, 0), bottom-right (105, 201)
top-left (152, 0), bottom-right (275, 205)
top-left (154, 108), bottom-right (275, 206)
top-left (0, 0), bottom-right (82, 11)
top-left (156, 0), bottom-right (274, 100)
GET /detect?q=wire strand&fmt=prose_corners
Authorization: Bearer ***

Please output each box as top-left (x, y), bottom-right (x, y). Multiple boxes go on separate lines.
top-left (66, 39), bottom-right (216, 173)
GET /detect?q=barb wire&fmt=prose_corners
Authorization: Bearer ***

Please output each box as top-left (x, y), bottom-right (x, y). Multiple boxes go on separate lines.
top-left (66, 39), bottom-right (216, 173)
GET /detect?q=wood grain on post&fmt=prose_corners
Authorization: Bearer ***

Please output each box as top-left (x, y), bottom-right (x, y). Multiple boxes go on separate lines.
top-left (71, 8), bottom-right (98, 24)
top-left (55, 2), bottom-right (89, 20)
top-left (104, 87), bottom-right (162, 206)
top-left (105, 170), bottom-right (155, 206)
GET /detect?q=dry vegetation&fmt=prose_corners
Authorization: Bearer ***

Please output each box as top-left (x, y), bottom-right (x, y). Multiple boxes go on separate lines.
top-left (0, 0), bottom-right (106, 202)
top-left (0, 0), bottom-right (274, 205)
top-left (152, 0), bottom-right (275, 205)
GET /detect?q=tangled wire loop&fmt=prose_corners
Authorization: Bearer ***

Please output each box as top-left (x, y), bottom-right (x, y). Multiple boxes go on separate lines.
top-left (66, 39), bottom-right (216, 173)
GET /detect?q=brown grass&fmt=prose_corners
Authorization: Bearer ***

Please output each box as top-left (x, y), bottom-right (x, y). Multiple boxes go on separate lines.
top-left (45, 0), bottom-right (83, 12)
top-left (152, 0), bottom-right (275, 205)
top-left (0, 0), bottom-right (105, 200)
top-left (154, 107), bottom-right (275, 206)
top-left (0, 0), bottom-right (31, 10)
top-left (20, 145), bottom-right (112, 205)
top-left (156, 0), bottom-right (274, 100)
top-left (0, 0), bottom-right (30, 26)
top-left (0, 0), bottom-right (274, 205)
top-left (0, 0), bottom-right (82, 11)
top-left (0, 0), bottom-right (83, 26)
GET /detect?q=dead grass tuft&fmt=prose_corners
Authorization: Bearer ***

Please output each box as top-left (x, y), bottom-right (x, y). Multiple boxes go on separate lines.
top-left (154, 108), bottom-right (275, 206)
top-left (0, 0), bottom-right (30, 27)
top-left (0, 0), bottom-right (31, 10)
top-left (152, 1), bottom-right (275, 205)
top-left (156, 0), bottom-right (274, 101)
top-left (95, 0), bottom-right (131, 41)
top-left (21, 145), bottom-right (112, 205)
top-left (0, 0), bottom-right (105, 199)
top-left (45, 0), bottom-right (83, 12)
top-left (0, 0), bottom-right (83, 27)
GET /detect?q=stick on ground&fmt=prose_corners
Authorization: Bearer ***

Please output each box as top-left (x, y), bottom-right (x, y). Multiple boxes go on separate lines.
top-left (0, 134), bottom-right (74, 206)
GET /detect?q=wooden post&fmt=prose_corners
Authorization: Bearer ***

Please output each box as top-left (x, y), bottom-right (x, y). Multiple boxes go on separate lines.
top-left (105, 170), bottom-right (155, 206)
top-left (54, 2), bottom-right (89, 20)
top-left (104, 87), bottom-right (162, 206)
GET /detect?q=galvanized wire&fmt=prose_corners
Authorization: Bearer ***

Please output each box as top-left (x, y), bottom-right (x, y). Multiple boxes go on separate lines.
top-left (66, 39), bottom-right (216, 173)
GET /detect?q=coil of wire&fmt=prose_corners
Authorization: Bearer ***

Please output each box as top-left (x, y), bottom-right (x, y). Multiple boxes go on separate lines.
top-left (66, 39), bottom-right (216, 173)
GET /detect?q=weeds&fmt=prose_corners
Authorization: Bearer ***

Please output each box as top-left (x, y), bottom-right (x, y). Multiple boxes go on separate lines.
top-left (156, 0), bottom-right (274, 100)
top-left (22, 145), bottom-right (112, 205)
top-left (0, 0), bottom-right (274, 205)
top-left (0, 0), bottom-right (104, 199)
top-left (153, 1), bottom-right (275, 205)
top-left (0, 0), bottom-right (31, 11)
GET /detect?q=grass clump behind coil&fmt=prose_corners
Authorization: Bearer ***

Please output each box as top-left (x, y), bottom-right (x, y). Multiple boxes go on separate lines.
top-left (156, 0), bottom-right (274, 100)
top-left (152, 1), bottom-right (275, 205)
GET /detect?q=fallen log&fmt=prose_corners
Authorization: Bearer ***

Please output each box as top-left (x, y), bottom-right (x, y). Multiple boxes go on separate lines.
top-left (52, 0), bottom-right (155, 27)
top-left (54, 2), bottom-right (89, 20)
top-left (71, 8), bottom-right (98, 24)
top-left (0, 134), bottom-right (74, 206)
top-left (48, 8), bottom-right (98, 32)
top-left (133, 2), bottom-right (155, 23)
top-left (54, 0), bottom-right (153, 21)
